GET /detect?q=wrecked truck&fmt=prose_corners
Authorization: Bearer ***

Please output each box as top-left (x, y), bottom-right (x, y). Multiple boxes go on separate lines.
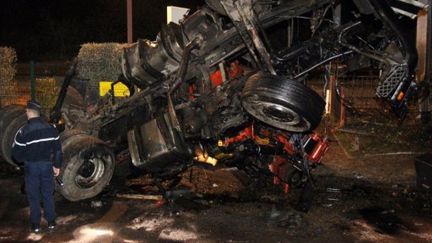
top-left (0, 0), bottom-right (419, 209)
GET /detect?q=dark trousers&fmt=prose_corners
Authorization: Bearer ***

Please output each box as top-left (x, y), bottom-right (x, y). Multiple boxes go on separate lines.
top-left (24, 161), bottom-right (56, 225)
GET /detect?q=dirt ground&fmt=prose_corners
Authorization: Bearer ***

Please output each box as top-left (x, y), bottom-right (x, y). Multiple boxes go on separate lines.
top-left (0, 132), bottom-right (431, 242)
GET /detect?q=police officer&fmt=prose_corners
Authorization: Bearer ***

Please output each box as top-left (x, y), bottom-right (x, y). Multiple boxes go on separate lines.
top-left (12, 100), bottom-right (62, 233)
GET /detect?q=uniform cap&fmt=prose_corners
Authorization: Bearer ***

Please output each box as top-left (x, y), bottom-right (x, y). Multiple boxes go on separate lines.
top-left (26, 100), bottom-right (41, 112)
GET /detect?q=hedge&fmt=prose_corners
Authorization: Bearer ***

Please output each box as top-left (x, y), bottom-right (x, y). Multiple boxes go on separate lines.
top-left (76, 43), bottom-right (130, 86)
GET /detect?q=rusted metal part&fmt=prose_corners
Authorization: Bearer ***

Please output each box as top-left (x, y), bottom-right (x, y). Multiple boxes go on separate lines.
top-left (304, 133), bottom-right (329, 163)
top-left (218, 0), bottom-right (278, 74)
top-left (416, 9), bottom-right (429, 83)
top-left (269, 156), bottom-right (291, 193)
top-left (234, 0), bottom-right (277, 75)
top-left (220, 1), bottom-right (263, 70)
top-left (416, 4), bottom-right (431, 118)
top-left (168, 37), bottom-right (201, 133)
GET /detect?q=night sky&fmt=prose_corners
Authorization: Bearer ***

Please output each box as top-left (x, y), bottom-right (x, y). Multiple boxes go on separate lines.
top-left (0, 0), bottom-right (204, 62)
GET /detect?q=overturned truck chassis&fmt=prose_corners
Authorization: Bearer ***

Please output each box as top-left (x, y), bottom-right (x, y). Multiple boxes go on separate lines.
top-left (1, 0), bottom-right (419, 209)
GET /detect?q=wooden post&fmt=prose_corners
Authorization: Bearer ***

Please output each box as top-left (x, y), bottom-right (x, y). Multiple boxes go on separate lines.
top-left (326, 63), bottom-right (338, 117)
top-left (416, 2), bottom-right (431, 123)
top-left (127, 0), bottom-right (133, 44)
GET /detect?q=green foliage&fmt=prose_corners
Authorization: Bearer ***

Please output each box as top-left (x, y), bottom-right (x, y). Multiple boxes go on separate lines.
top-left (0, 47), bottom-right (17, 87)
top-left (76, 43), bottom-right (130, 85)
top-left (0, 47), bottom-right (19, 105)
top-left (35, 77), bottom-right (59, 116)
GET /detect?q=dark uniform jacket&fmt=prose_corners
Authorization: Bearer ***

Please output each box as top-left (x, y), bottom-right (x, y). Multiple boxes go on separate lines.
top-left (12, 117), bottom-right (62, 168)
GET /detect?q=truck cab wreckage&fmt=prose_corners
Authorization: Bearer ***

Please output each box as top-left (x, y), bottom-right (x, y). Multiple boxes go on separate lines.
top-left (0, 0), bottom-right (420, 211)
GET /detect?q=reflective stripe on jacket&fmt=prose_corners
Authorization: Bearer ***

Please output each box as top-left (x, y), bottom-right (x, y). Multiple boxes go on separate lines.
top-left (12, 117), bottom-right (62, 168)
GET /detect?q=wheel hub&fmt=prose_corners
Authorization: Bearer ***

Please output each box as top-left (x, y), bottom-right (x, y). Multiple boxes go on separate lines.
top-left (78, 161), bottom-right (95, 178)
top-left (242, 96), bottom-right (311, 132)
top-left (75, 155), bottom-right (106, 188)
top-left (262, 104), bottom-right (297, 123)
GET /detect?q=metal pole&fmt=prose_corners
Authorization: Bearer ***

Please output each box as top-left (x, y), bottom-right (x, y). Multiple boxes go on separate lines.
top-left (416, 1), bottom-right (431, 123)
top-left (127, 0), bottom-right (133, 43)
top-left (426, 0), bottom-right (432, 122)
top-left (30, 61), bottom-right (36, 100)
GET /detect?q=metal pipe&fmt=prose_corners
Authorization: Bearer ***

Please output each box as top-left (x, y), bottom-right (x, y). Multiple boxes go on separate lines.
top-left (294, 51), bottom-right (353, 79)
top-left (50, 59), bottom-right (78, 123)
top-left (338, 21), bottom-right (401, 65)
top-left (394, 0), bottom-right (429, 9)
top-left (169, 37), bottom-right (201, 93)
top-left (168, 37), bottom-right (201, 133)
top-left (391, 7), bottom-right (418, 19)
top-left (369, 0), bottom-right (418, 72)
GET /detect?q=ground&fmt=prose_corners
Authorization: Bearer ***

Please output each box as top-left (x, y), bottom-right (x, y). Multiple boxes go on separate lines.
top-left (0, 126), bottom-right (431, 242)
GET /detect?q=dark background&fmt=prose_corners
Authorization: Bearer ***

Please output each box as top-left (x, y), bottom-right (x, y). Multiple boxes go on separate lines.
top-left (0, 0), bottom-right (204, 62)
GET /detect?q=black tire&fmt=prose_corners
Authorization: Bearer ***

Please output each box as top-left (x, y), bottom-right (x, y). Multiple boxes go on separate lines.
top-left (1, 113), bottom-right (27, 167)
top-left (0, 105), bottom-right (25, 139)
top-left (0, 106), bottom-right (26, 165)
top-left (0, 105), bottom-right (22, 121)
top-left (241, 72), bottom-right (325, 132)
top-left (59, 129), bottom-right (86, 144)
top-left (58, 133), bottom-right (115, 201)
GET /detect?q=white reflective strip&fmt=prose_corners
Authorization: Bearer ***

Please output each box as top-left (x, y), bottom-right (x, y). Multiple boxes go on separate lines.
top-left (14, 140), bottom-right (27, 147)
top-left (26, 136), bottom-right (60, 145)
top-left (14, 127), bottom-right (26, 147)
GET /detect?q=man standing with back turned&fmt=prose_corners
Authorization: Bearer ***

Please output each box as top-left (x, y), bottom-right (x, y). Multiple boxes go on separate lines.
top-left (12, 100), bottom-right (62, 233)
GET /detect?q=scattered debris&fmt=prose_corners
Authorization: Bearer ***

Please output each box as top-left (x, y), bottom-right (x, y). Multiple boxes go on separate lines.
top-left (90, 200), bottom-right (103, 208)
top-left (353, 173), bottom-right (365, 180)
top-left (326, 188), bottom-right (341, 193)
top-left (116, 194), bottom-right (163, 201)
top-left (353, 135), bottom-right (361, 152)
top-left (268, 205), bottom-right (304, 229)
top-left (335, 128), bottom-right (373, 136)
top-left (357, 207), bottom-right (409, 235)
top-left (158, 228), bottom-right (198, 241)
top-left (128, 216), bottom-right (174, 231)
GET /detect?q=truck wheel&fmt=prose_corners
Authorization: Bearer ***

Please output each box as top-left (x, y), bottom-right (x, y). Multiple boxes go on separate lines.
top-left (241, 72), bottom-right (325, 132)
top-left (58, 133), bottom-right (115, 201)
top-left (1, 113), bottom-right (27, 167)
top-left (59, 129), bottom-right (86, 144)
top-left (0, 105), bottom-right (25, 139)
top-left (0, 106), bottom-right (26, 165)
top-left (0, 105), bottom-right (23, 121)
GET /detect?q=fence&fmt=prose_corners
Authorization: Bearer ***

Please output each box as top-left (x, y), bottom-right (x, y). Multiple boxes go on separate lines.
top-left (336, 73), bottom-right (429, 127)
top-left (0, 77), bottom-right (61, 116)
top-left (338, 75), bottom-right (381, 110)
